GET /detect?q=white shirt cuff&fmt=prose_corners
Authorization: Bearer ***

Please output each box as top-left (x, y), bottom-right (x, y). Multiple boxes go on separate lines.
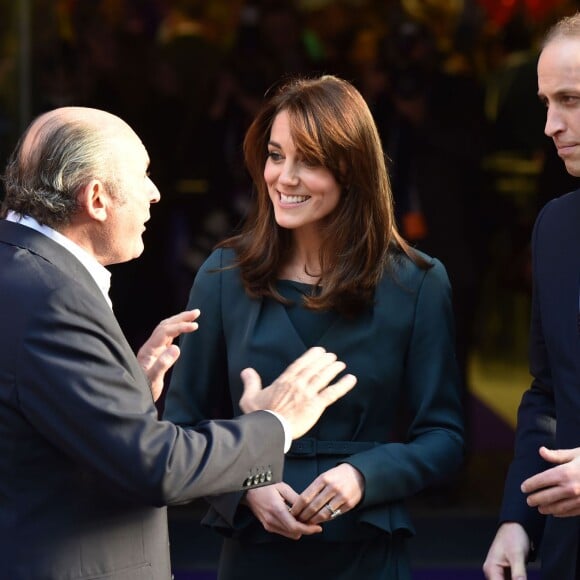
top-left (264, 410), bottom-right (292, 453)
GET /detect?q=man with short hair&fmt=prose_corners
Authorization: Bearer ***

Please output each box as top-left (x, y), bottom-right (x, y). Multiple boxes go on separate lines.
top-left (484, 12), bottom-right (580, 580)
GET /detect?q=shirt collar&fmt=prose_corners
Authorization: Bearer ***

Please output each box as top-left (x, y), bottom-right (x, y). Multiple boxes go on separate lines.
top-left (6, 211), bottom-right (112, 308)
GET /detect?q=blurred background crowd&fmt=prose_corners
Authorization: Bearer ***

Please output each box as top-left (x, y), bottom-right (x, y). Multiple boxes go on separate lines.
top-left (2, 0), bottom-right (580, 522)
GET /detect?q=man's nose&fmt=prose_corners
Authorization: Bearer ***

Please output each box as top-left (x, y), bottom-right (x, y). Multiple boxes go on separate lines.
top-left (148, 179), bottom-right (161, 203)
top-left (544, 106), bottom-right (564, 137)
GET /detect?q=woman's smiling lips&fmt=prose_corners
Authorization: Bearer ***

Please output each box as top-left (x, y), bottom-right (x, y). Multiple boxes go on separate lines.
top-left (278, 191), bottom-right (311, 205)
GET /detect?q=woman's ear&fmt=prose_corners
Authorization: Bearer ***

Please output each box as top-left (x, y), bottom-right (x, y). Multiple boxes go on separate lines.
top-left (80, 179), bottom-right (110, 222)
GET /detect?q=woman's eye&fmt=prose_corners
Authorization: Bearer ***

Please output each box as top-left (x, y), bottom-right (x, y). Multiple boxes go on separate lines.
top-left (267, 151), bottom-right (282, 161)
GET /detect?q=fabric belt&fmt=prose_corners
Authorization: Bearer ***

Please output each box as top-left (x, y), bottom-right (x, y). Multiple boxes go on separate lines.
top-left (287, 437), bottom-right (378, 458)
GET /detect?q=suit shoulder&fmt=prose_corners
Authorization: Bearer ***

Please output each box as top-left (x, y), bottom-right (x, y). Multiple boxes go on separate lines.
top-left (537, 188), bottom-right (580, 220)
top-left (533, 188), bottom-right (580, 238)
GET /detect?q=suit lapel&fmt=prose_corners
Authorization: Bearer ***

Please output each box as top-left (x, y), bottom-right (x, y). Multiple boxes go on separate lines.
top-left (0, 220), bottom-right (104, 299)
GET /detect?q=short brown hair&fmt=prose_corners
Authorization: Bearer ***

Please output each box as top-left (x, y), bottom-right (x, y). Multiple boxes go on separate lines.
top-left (542, 12), bottom-right (580, 48)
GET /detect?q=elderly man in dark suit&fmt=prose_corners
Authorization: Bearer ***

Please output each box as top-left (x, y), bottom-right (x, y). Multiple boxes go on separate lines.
top-left (0, 106), bottom-right (356, 580)
top-left (483, 12), bottom-right (580, 580)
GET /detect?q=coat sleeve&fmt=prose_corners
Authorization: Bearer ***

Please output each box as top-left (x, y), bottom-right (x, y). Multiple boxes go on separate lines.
top-left (16, 259), bottom-right (284, 506)
top-left (164, 249), bottom-right (261, 529)
top-left (346, 258), bottom-right (465, 507)
top-left (164, 249), bottom-right (233, 427)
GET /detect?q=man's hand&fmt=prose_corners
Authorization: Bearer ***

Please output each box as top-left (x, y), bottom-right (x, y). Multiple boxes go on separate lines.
top-left (137, 309), bottom-right (200, 401)
top-left (239, 347), bottom-right (357, 439)
top-left (522, 446), bottom-right (580, 516)
top-left (483, 522), bottom-right (530, 579)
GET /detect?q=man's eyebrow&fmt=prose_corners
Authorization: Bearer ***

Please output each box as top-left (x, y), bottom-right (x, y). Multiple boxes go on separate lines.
top-left (537, 89), bottom-right (572, 102)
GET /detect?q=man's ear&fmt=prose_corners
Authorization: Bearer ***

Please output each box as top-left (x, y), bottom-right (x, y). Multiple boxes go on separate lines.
top-left (80, 179), bottom-right (111, 222)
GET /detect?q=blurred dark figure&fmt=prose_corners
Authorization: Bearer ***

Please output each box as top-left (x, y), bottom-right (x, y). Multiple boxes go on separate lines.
top-left (0, 10), bottom-right (17, 189)
top-left (155, 0), bottom-right (223, 190)
top-left (300, 0), bottom-right (363, 80)
top-left (375, 21), bottom-right (491, 451)
top-left (164, 1), bottom-right (322, 310)
top-left (71, 0), bottom-right (171, 349)
top-left (148, 0), bottom-right (226, 318)
top-left (207, 0), bottom-right (321, 207)
top-left (480, 13), bottom-right (551, 361)
top-left (485, 12), bottom-right (545, 156)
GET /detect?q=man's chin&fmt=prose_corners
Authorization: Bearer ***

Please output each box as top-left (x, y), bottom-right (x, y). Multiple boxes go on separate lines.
top-left (113, 247), bottom-right (144, 265)
top-left (564, 160), bottom-right (580, 177)
top-left (131, 247), bottom-right (145, 261)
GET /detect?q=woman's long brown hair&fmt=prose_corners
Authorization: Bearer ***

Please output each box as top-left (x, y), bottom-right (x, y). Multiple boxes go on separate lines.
top-left (218, 75), bottom-right (430, 316)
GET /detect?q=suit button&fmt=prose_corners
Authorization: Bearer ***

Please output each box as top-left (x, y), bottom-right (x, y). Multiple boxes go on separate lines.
top-left (259, 473), bottom-right (266, 483)
top-left (243, 478), bottom-right (252, 487)
top-left (253, 475), bottom-right (261, 485)
top-left (266, 471), bottom-right (272, 482)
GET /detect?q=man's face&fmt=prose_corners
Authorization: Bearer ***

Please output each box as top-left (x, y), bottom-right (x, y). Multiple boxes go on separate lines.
top-left (102, 131), bottom-right (160, 264)
top-left (538, 37), bottom-right (580, 176)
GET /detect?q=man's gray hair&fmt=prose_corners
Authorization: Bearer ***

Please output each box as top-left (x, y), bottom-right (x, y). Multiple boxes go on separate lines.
top-left (1, 114), bottom-right (116, 228)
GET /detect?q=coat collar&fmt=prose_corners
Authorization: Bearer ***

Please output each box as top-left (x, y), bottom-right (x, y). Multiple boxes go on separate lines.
top-left (0, 219), bottom-right (102, 297)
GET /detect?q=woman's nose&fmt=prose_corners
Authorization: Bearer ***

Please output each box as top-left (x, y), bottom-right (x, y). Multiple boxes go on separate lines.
top-left (279, 162), bottom-right (299, 185)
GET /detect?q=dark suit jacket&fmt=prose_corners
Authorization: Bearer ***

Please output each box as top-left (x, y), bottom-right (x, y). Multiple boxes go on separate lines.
top-left (0, 220), bottom-right (285, 580)
top-left (500, 189), bottom-right (580, 579)
top-left (165, 248), bottom-right (464, 546)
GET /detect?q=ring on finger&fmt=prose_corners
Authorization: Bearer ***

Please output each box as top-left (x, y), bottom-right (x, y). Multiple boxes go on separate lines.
top-left (324, 502), bottom-right (342, 519)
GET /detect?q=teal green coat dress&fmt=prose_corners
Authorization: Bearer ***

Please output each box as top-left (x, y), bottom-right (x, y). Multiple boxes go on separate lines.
top-left (164, 247), bottom-right (464, 579)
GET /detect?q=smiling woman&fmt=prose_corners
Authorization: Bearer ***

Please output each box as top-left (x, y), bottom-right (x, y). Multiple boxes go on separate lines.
top-left (264, 110), bottom-right (341, 248)
top-left (164, 74), bottom-right (465, 580)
